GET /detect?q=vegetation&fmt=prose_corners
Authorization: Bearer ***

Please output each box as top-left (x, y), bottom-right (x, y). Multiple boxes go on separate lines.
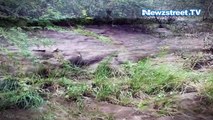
top-left (0, 1), bottom-right (213, 118)
top-left (73, 26), bottom-right (112, 43)
top-left (0, 23), bottom-right (213, 119)
top-left (0, 77), bottom-right (44, 109)
top-left (0, 0), bottom-right (213, 20)
top-left (203, 74), bottom-right (213, 102)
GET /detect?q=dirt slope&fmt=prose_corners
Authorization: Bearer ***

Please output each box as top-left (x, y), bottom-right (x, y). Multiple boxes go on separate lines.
top-left (31, 25), bottom-right (204, 69)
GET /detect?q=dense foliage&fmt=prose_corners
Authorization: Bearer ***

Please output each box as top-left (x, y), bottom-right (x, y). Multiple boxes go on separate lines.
top-left (0, 0), bottom-right (212, 20)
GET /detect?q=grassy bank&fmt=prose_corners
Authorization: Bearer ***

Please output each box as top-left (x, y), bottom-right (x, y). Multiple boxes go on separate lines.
top-left (0, 26), bottom-right (213, 119)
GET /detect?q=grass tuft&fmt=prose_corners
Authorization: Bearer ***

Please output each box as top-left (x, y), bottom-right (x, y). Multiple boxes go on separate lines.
top-left (15, 91), bottom-right (44, 109)
top-left (0, 78), bottom-right (44, 110)
top-left (0, 78), bottom-right (20, 91)
top-left (124, 60), bottom-right (191, 95)
top-left (94, 59), bottom-right (113, 80)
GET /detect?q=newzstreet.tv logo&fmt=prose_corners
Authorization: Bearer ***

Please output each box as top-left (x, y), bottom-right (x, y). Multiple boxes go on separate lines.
top-left (142, 9), bottom-right (202, 16)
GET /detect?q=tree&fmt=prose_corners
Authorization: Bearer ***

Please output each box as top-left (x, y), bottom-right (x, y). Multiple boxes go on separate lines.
top-left (0, 0), bottom-right (212, 20)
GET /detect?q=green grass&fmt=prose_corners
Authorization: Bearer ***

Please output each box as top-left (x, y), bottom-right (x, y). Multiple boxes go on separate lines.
top-left (0, 78), bottom-right (44, 109)
top-left (45, 26), bottom-right (72, 32)
top-left (92, 59), bottom-right (120, 101)
top-left (1, 51), bottom-right (211, 116)
top-left (0, 60), bottom-right (91, 110)
top-left (73, 26), bottom-right (112, 43)
top-left (124, 59), bottom-right (197, 95)
top-left (1, 26), bottom-right (213, 118)
top-left (0, 27), bottom-right (53, 57)
top-left (94, 59), bottom-right (113, 80)
top-left (202, 74), bottom-right (213, 102)
top-left (57, 77), bottom-right (73, 87)
top-left (93, 80), bottom-right (119, 101)
top-left (92, 58), bottom-right (185, 102)
top-left (65, 83), bottom-right (89, 100)
top-left (38, 25), bottom-right (112, 43)
top-left (0, 27), bottom-right (52, 110)
top-left (0, 78), bottom-right (20, 91)
top-left (90, 58), bottom-right (209, 108)
top-left (33, 60), bottom-right (89, 80)
top-left (14, 91), bottom-right (44, 109)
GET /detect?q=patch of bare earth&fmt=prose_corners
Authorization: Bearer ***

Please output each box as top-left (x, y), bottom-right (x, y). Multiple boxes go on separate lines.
top-left (31, 25), bottom-right (204, 68)
top-left (84, 97), bottom-right (156, 120)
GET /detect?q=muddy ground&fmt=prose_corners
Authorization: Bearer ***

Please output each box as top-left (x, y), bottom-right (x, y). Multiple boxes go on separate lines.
top-left (31, 25), bottom-right (204, 68)
top-left (1, 24), bottom-right (213, 120)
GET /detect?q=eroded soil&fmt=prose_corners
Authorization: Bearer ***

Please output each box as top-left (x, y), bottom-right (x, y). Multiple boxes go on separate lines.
top-left (31, 25), bottom-right (204, 69)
